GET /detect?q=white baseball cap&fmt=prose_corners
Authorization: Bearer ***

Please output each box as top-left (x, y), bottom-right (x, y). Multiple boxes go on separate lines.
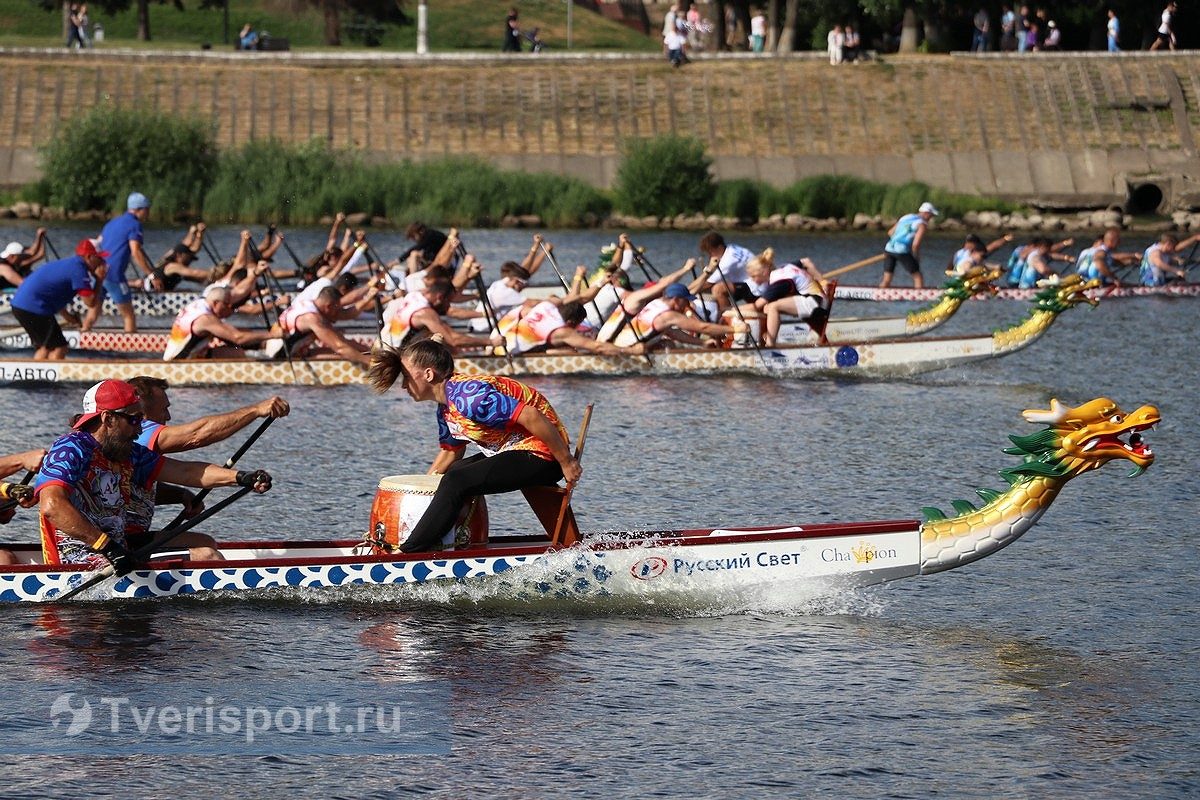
top-left (1, 242), bottom-right (23, 259)
top-left (919, 202), bottom-right (940, 216)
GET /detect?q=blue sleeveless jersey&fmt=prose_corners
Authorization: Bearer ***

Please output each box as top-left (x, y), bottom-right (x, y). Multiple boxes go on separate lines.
top-left (885, 214), bottom-right (924, 255)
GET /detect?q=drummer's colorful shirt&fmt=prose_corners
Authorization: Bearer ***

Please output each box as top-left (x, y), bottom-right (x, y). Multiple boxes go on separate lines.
top-left (437, 373), bottom-right (566, 461)
top-left (34, 431), bottom-right (163, 566)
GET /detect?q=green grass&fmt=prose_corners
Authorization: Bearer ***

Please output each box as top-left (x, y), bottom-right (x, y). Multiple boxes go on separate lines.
top-left (0, 0), bottom-right (657, 52)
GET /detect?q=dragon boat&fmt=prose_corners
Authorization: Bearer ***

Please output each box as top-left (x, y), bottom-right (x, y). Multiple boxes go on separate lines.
top-left (0, 269), bottom-right (996, 354)
top-left (0, 277), bottom-right (1100, 387)
top-left (0, 396), bottom-right (1158, 603)
top-left (833, 280), bottom-right (1200, 302)
top-left (790, 265), bottom-right (1001, 344)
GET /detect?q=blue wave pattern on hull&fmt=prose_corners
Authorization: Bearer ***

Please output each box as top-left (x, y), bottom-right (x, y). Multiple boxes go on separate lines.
top-left (0, 552), bottom-right (571, 602)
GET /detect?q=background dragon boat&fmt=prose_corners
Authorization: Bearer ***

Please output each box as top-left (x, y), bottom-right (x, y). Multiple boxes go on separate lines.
top-left (0, 276), bottom-right (1101, 386)
top-left (833, 280), bottom-right (1200, 302)
top-left (0, 396), bottom-right (1157, 603)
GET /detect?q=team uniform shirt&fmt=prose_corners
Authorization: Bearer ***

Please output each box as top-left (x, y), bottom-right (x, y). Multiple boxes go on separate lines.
top-left (597, 297), bottom-right (672, 347)
top-left (98, 212), bottom-right (144, 290)
top-left (885, 213), bottom-right (925, 255)
top-left (495, 300), bottom-right (570, 355)
top-left (708, 244), bottom-right (753, 285)
top-left (163, 298), bottom-right (215, 361)
top-left (471, 279), bottom-right (527, 332)
top-left (34, 431), bottom-right (163, 566)
top-left (436, 374), bottom-right (567, 461)
top-left (10, 255), bottom-right (95, 316)
top-left (126, 420), bottom-right (167, 534)
top-left (771, 264), bottom-right (820, 296)
top-left (295, 277), bottom-right (333, 304)
top-left (1004, 246), bottom-right (1030, 287)
top-left (1075, 245), bottom-right (1113, 283)
top-left (1139, 243), bottom-right (1176, 286)
top-left (381, 293), bottom-right (431, 348)
top-left (1017, 251), bottom-right (1050, 288)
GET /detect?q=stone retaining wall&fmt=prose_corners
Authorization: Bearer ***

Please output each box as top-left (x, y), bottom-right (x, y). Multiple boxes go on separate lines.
top-left (1, 49), bottom-right (1197, 210)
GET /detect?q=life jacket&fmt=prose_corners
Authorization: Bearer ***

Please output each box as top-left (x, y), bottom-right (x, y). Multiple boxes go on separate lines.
top-left (496, 300), bottom-right (570, 355)
top-left (163, 298), bottom-right (214, 361)
top-left (381, 292), bottom-right (432, 348)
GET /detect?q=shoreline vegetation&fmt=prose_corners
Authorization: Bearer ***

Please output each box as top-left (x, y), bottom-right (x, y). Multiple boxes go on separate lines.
top-left (6, 108), bottom-right (1198, 235)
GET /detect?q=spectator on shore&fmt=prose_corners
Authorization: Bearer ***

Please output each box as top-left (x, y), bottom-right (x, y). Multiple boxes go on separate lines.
top-left (971, 7), bottom-right (990, 52)
top-left (1106, 9), bottom-right (1120, 52)
top-left (749, 7), bottom-right (766, 52)
top-left (1000, 5), bottom-right (1016, 51)
top-left (1150, 2), bottom-right (1177, 51)
top-left (1017, 4), bottom-right (1031, 52)
top-left (239, 23), bottom-right (259, 50)
top-left (665, 25), bottom-right (687, 67)
top-left (502, 7), bottom-right (521, 53)
top-left (828, 25), bottom-right (844, 65)
top-left (1043, 20), bottom-right (1061, 51)
top-left (843, 24), bottom-right (862, 62)
top-left (685, 3), bottom-right (706, 51)
top-left (1025, 17), bottom-right (1040, 51)
top-left (66, 4), bottom-right (84, 48)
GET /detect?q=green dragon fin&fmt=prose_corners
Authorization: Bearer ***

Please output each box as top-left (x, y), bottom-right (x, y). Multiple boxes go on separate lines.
top-left (921, 506), bottom-right (947, 522)
top-left (951, 499), bottom-right (977, 515)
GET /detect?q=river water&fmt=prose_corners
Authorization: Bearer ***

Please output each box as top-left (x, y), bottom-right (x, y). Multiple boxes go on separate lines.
top-left (0, 224), bottom-right (1195, 797)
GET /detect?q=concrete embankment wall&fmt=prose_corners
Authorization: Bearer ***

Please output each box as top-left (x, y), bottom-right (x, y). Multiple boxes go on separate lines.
top-left (0, 49), bottom-right (1197, 210)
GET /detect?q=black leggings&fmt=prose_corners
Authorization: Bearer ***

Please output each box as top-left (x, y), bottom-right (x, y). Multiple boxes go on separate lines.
top-left (401, 451), bottom-right (563, 552)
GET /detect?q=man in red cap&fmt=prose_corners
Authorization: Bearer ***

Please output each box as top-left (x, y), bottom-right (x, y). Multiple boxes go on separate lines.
top-left (34, 379), bottom-right (273, 572)
top-left (10, 239), bottom-right (109, 360)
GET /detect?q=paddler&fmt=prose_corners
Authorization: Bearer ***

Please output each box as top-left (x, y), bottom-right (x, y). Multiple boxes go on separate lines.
top-left (595, 259), bottom-right (735, 349)
top-left (271, 285), bottom-right (374, 365)
top-left (1139, 232), bottom-right (1200, 286)
top-left (162, 284), bottom-right (280, 361)
top-left (367, 337), bottom-right (579, 553)
top-left (0, 449), bottom-right (48, 566)
top-left (10, 238), bottom-right (109, 360)
top-left (34, 380), bottom-right (273, 572)
top-left (879, 201), bottom-right (938, 289)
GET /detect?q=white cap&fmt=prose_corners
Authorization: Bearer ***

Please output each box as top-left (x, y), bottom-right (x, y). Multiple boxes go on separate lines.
top-left (1, 242), bottom-right (23, 259)
top-left (919, 202), bottom-right (940, 216)
top-left (1048, 20), bottom-right (1056, 28)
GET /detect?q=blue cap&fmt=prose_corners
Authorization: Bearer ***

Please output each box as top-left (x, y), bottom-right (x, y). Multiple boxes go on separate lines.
top-left (663, 282), bottom-right (695, 301)
top-left (127, 192), bottom-right (151, 210)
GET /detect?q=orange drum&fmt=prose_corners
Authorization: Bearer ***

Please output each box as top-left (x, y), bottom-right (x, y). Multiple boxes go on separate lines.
top-left (368, 474), bottom-right (489, 553)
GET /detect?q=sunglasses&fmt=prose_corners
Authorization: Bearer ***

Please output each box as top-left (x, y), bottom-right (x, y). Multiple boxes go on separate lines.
top-left (108, 410), bottom-right (144, 427)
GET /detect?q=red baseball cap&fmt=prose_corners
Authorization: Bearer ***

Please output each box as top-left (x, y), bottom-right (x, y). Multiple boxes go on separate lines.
top-left (76, 238), bottom-right (110, 260)
top-left (72, 380), bottom-right (140, 430)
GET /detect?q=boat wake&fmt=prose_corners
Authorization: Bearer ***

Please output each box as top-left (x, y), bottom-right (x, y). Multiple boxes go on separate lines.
top-left (163, 541), bottom-right (891, 618)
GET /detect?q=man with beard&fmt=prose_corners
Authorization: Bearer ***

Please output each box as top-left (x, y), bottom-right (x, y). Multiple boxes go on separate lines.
top-left (34, 380), bottom-right (272, 572)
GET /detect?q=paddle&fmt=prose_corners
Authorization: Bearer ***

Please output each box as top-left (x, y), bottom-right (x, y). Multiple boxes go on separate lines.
top-left (625, 240), bottom-right (662, 282)
top-left (51, 485), bottom-right (255, 602)
top-left (551, 403), bottom-right (592, 546)
top-left (710, 259), bottom-right (769, 369)
top-left (42, 234), bottom-right (60, 261)
top-left (823, 253), bottom-right (885, 279)
top-left (0, 470), bottom-right (35, 516)
top-left (538, 240), bottom-right (606, 334)
top-left (277, 228), bottom-right (308, 273)
top-left (163, 416), bottom-right (275, 528)
top-left (469, 266), bottom-right (516, 370)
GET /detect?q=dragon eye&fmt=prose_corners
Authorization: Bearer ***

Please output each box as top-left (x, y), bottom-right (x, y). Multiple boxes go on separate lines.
top-left (1109, 414), bottom-right (1123, 424)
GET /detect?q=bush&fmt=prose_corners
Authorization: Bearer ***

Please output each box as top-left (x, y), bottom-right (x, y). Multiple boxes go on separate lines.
top-left (708, 179), bottom-right (763, 222)
top-left (203, 142), bottom-right (609, 227)
top-left (38, 106), bottom-right (217, 219)
top-left (614, 135), bottom-right (714, 217)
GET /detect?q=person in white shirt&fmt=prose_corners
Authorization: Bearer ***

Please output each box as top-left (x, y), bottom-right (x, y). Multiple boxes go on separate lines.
top-left (1150, 2), bottom-right (1176, 50)
top-left (750, 9), bottom-right (766, 52)
top-left (698, 231), bottom-right (755, 314)
top-left (828, 25), bottom-right (844, 65)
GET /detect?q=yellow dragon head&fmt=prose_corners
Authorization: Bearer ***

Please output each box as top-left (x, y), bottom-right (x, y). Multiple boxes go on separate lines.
top-left (1033, 274), bottom-right (1101, 313)
top-left (951, 265), bottom-right (1003, 300)
top-left (1007, 397), bottom-right (1160, 480)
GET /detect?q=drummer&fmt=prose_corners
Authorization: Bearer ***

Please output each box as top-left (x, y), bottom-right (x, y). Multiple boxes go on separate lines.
top-left (367, 337), bottom-right (580, 553)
